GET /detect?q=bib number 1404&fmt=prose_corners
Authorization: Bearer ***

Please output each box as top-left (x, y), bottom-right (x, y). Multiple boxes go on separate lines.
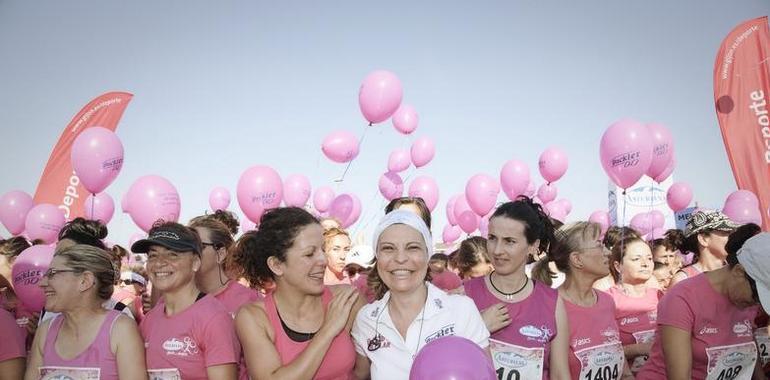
top-left (583, 364), bottom-right (619, 380)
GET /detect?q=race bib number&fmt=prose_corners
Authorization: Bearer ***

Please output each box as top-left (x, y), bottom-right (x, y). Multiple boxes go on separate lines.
top-left (574, 341), bottom-right (625, 380)
top-left (630, 329), bottom-right (656, 373)
top-left (40, 366), bottom-right (100, 380)
top-left (755, 327), bottom-right (770, 366)
top-left (148, 368), bottom-right (182, 380)
top-left (705, 342), bottom-right (757, 380)
top-left (490, 339), bottom-right (545, 380)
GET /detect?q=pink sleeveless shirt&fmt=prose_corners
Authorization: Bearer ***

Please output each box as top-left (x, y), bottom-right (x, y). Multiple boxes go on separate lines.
top-left (264, 287), bottom-right (355, 380)
top-left (41, 310), bottom-right (121, 380)
top-left (465, 277), bottom-right (558, 380)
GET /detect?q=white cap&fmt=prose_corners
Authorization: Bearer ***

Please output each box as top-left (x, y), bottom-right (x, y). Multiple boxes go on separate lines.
top-left (372, 209), bottom-right (433, 259)
top-left (736, 233), bottom-right (770, 311)
top-left (346, 245), bottom-right (375, 268)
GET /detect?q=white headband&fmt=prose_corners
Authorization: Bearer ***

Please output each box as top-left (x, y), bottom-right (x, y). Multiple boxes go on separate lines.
top-left (372, 209), bottom-right (433, 259)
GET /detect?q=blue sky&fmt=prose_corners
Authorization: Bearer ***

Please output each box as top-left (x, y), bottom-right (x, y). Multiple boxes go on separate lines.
top-left (0, 1), bottom-right (768, 244)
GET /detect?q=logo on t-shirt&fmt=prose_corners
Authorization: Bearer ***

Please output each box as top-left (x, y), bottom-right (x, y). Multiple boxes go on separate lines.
top-left (733, 320), bottom-right (753, 338)
top-left (162, 336), bottom-right (199, 357)
top-left (518, 325), bottom-right (553, 343)
top-left (699, 326), bottom-right (719, 335)
top-left (425, 324), bottom-right (456, 343)
top-left (620, 316), bottom-right (639, 326)
top-left (573, 337), bottom-right (592, 348)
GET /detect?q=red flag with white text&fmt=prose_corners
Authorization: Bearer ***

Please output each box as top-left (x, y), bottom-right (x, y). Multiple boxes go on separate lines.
top-left (714, 16), bottom-right (770, 230)
top-left (32, 92), bottom-right (133, 220)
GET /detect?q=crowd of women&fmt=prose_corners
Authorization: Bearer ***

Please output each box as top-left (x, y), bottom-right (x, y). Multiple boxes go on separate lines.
top-left (0, 195), bottom-right (769, 380)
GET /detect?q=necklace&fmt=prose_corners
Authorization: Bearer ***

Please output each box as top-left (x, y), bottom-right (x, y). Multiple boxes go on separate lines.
top-left (489, 272), bottom-right (529, 300)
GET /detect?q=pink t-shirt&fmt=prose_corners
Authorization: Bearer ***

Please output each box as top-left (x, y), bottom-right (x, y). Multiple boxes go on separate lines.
top-left (213, 281), bottom-right (262, 380)
top-left (214, 281), bottom-right (263, 318)
top-left (351, 273), bottom-right (375, 303)
top-left (565, 290), bottom-right (626, 380)
top-left (264, 287), bottom-right (355, 380)
top-left (140, 294), bottom-right (240, 380)
top-left (606, 286), bottom-right (660, 373)
top-left (430, 269), bottom-right (463, 291)
top-left (637, 274), bottom-right (758, 380)
top-left (0, 308), bottom-right (25, 361)
top-left (41, 310), bottom-right (121, 380)
top-left (465, 278), bottom-right (557, 380)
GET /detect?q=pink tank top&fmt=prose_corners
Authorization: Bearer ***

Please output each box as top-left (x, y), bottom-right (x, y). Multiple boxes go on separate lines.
top-left (465, 277), bottom-right (557, 380)
top-left (264, 287), bottom-right (355, 380)
top-left (42, 310), bottom-right (121, 380)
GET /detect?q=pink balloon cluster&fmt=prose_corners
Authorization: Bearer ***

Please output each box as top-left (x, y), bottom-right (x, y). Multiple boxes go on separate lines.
top-left (600, 119), bottom-right (675, 189)
top-left (722, 190), bottom-right (762, 225)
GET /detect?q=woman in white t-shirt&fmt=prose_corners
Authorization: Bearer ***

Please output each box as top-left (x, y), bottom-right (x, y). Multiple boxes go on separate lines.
top-left (352, 210), bottom-right (490, 380)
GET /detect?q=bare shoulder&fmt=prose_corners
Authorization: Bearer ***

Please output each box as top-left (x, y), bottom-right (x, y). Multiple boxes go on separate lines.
top-left (235, 300), bottom-right (269, 327)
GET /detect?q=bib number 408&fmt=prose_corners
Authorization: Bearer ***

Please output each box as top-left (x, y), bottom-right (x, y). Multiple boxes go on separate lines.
top-left (715, 365), bottom-right (742, 380)
top-left (496, 368), bottom-right (520, 380)
top-left (583, 364), bottom-right (619, 380)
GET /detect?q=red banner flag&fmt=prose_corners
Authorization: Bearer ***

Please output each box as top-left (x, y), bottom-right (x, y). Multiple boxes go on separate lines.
top-left (714, 16), bottom-right (770, 230)
top-left (33, 92), bottom-right (133, 220)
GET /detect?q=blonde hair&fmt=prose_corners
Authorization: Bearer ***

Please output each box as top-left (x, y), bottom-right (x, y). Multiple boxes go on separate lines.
top-left (54, 244), bottom-right (118, 300)
top-left (323, 227), bottom-right (350, 252)
top-left (549, 221), bottom-right (603, 274)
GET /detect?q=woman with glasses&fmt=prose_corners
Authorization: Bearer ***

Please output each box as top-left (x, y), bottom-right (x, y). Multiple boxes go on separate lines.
top-left (606, 235), bottom-right (661, 375)
top-left (134, 221), bottom-right (240, 380)
top-left (551, 222), bottom-right (632, 380)
top-left (637, 224), bottom-right (768, 380)
top-left (464, 198), bottom-right (571, 380)
top-left (189, 211), bottom-right (262, 317)
top-left (352, 210), bottom-right (489, 379)
top-left (234, 207), bottom-right (361, 380)
top-left (113, 270), bottom-right (147, 322)
top-left (24, 244), bottom-right (146, 380)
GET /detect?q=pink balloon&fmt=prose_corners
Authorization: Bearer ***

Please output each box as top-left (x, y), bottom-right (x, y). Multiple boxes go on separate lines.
top-left (589, 210), bottom-right (610, 235)
top-left (666, 182), bottom-right (693, 212)
top-left (649, 210), bottom-right (665, 228)
top-left (726, 190), bottom-right (760, 207)
top-left (126, 175), bottom-right (181, 232)
top-left (70, 127), bottom-right (124, 194)
top-left (545, 201), bottom-right (567, 222)
top-left (524, 181), bottom-right (536, 198)
top-left (358, 70), bottom-right (403, 124)
top-left (283, 174), bottom-right (312, 208)
top-left (599, 119), bottom-right (654, 189)
top-left (454, 197), bottom-right (479, 234)
top-left (646, 227), bottom-right (666, 241)
top-left (313, 186), bottom-right (335, 213)
top-left (442, 224), bottom-right (462, 244)
top-left (84, 193), bottom-right (115, 224)
top-left (723, 199), bottom-right (762, 225)
top-left (387, 149), bottom-right (411, 173)
top-left (654, 158), bottom-right (676, 183)
top-left (329, 194), bottom-right (362, 228)
top-left (321, 130), bottom-right (359, 164)
top-left (391, 104), bottom-right (419, 135)
top-left (537, 183), bottom-right (558, 204)
top-left (445, 195), bottom-right (460, 226)
top-left (410, 136), bottom-right (435, 168)
top-left (556, 199), bottom-right (572, 215)
top-left (0, 190), bottom-right (34, 235)
top-left (479, 214), bottom-right (491, 237)
top-left (538, 146), bottom-right (569, 183)
top-left (465, 174), bottom-right (500, 216)
top-left (237, 166), bottom-right (283, 223)
top-left (11, 245), bottom-right (54, 312)
top-left (410, 336), bottom-right (496, 380)
top-left (646, 123), bottom-right (675, 180)
top-left (24, 204), bottom-right (65, 244)
top-left (408, 175), bottom-right (439, 212)
top-left (630, 213), bottom-right (654, 235)
top-left (500, 160), bottom-right (530, 201)
top-left (208, 186), bottom-right (231, 211)
top-left (378, 172), bottom-right (404, 201)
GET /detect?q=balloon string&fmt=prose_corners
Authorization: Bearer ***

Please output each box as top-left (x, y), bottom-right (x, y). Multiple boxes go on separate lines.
top-left (621, 189), bottom-right (627, 257)
top-left (335, 125), bottom-right (371, 187)
top-left (90, 193), bottom-right (96, 220)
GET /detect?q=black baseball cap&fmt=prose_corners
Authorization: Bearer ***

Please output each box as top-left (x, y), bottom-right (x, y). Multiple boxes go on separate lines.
top-left (131, 226), bottom-right (200, 255)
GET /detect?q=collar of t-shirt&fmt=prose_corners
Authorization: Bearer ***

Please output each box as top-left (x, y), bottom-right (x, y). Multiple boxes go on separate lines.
top-left (365, 282), bottom-right (449, 323)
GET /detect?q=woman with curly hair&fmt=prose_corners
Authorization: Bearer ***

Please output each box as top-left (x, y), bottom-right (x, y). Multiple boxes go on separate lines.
top-left (234, 207), bottom-right (362, 380)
